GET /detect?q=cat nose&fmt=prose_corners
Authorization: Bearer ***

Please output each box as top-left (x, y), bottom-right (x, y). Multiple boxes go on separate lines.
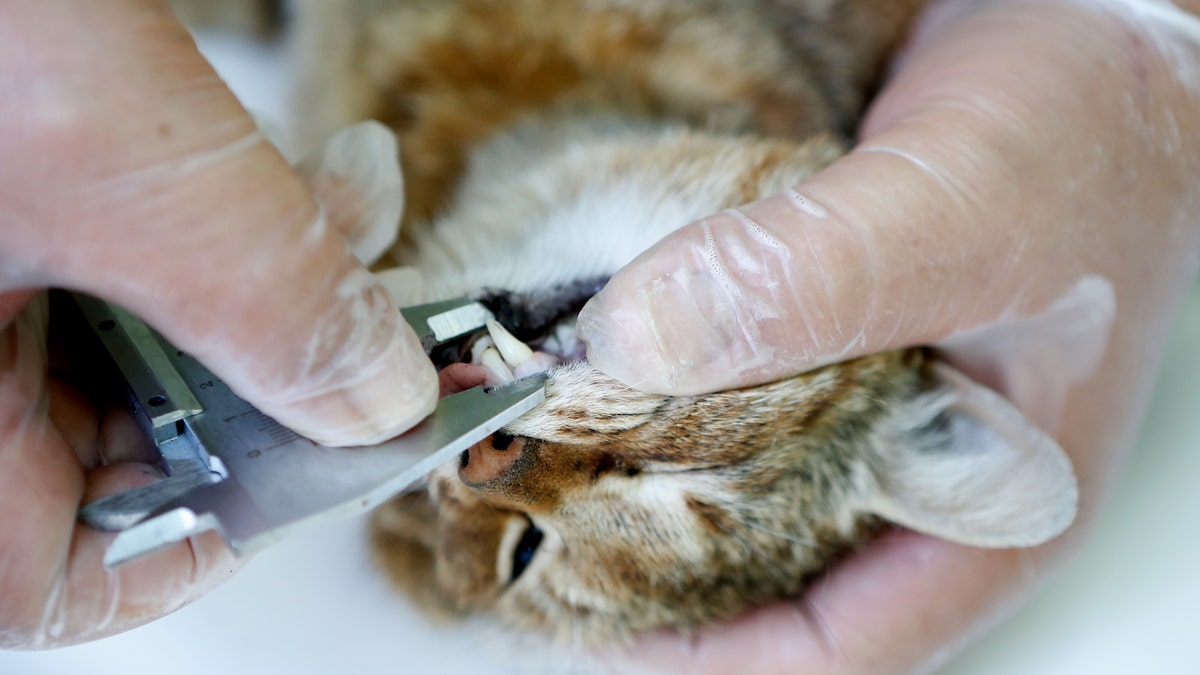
top-left (459, 432), bottom-right (524, 484)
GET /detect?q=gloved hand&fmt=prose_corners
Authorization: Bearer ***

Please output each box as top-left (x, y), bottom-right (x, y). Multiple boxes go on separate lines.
top-left (0, 0), bottom-right (435, 649)
top-left (580, 0), bottom-right (1200, 671)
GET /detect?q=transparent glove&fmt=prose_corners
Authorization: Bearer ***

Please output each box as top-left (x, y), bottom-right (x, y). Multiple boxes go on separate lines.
top-left (0, 0), bottom-right (435, 649)
top-left (580, 0), bottom-right (1200, 672)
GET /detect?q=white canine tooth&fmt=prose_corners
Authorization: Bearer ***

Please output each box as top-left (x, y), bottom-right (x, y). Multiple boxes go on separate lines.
top-left (480, 347), bottom-right (514, 384)
top-left (486, 318), bottom-right (535, 367)
top-left (470, 336), bottom-right (495, 365)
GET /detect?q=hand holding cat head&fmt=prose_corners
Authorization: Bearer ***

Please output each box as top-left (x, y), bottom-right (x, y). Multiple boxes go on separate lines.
top-left (582, 0), bottom-right (1200, 671)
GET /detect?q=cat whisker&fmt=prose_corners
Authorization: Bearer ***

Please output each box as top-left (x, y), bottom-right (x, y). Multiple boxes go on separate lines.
top-left (700, 496), bottom-right (819, 550)
top-left (734, 518), bottom-right (819, 549)
top-left (613, 376), bottom-right (654, 393)
top-left (645, 464), bottom-right (727, 474)
top-left (682, 494), bottom-right (809, 580)
top-left (570, 602), bottom-right (584, 662)
top-left (687, 497), bottom-right (851, 616)
top-left (562, 594), bottom-right (606, 675)
top-left (719, 525), bottom-right (805, 590)
top-left (792, 594), bottom-right (850, 666)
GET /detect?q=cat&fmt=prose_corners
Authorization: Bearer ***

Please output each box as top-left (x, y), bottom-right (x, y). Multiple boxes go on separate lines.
top-left (174, 0), bottom-right (1078, 646)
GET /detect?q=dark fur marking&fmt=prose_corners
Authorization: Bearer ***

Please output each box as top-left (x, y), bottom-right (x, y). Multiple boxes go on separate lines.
top-left (686, 496), bottom-right (734, 534)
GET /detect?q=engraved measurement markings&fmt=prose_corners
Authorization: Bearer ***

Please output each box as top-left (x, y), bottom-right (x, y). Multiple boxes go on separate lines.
top-left (221, 409), bottom-right (301, 456)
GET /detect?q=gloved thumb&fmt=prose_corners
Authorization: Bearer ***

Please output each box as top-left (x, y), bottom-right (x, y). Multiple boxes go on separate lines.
top-left (577, 0), bottom-right (1199, 397)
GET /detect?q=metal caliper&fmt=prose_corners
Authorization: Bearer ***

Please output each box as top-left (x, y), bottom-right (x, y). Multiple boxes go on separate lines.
top-left (68, 293), bottom-right (546, 568)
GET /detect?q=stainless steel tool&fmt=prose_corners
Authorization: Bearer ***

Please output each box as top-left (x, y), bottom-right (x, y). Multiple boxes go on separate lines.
top-left (71, 293), bottom-right (546, 568)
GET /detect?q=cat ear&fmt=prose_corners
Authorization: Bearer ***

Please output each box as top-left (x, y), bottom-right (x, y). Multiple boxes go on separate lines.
top-left (295, 120), bottom-right (405, 266)
top-left (862, 362), bottom-right (1078, 549)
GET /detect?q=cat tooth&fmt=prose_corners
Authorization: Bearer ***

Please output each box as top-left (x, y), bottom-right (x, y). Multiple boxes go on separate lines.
top-left (552, 320), bottom-right (582, 359)
top-left (512, 352), bottom-right (559, 379)
top-left (470, 335), bottom-right (495, 365)
top-left (480, 346), bottom-right (515, 384)
top-left (486, 318), bottom-right (535, 367)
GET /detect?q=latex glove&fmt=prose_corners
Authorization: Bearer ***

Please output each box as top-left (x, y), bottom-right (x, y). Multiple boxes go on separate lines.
top-left (580, 0), bottom-right (1200, 672)
top-left (0, 0), bottom-right (435, 649)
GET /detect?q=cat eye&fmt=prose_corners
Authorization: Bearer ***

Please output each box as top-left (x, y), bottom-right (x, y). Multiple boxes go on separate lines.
top-left (509, 520), bottom-right (544, 583)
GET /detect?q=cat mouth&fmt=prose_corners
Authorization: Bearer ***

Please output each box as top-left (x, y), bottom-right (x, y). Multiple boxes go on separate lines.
top-left (432, 277), bottom-right (607, 391)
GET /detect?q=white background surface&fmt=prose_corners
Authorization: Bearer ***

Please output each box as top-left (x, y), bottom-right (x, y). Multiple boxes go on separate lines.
top-left (3, 30), bottom-right (1198, 675)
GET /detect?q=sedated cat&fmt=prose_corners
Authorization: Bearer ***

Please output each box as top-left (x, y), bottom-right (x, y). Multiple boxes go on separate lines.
top-left (176, 0), bottom-right (1078, 646)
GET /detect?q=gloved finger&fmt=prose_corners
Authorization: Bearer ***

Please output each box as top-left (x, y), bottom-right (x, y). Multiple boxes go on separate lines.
top-left (44, 376), bottom-right (101, 469)
top-left (96, 405), bottom-right (161, 466)
top-left (577, 0), bottom-right (1200, 400)
top-left (0, 290), bottom-right (36, 326)
top-left (1, 458), bottom-right (241, 650)
top-left (295, 121), bottom-right (405, 267)
top-left (0, 0), bottom-right (436, 446)
top-left (620, 530), bottom-right (1045, 675)
top-left (0, 296), bottom-right (240, 649)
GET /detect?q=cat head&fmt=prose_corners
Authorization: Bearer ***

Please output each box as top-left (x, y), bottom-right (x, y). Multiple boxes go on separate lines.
top-left (371, 351), bottom-right (1077, 644)
top-left (316, 121), bottom-right (1076, 643)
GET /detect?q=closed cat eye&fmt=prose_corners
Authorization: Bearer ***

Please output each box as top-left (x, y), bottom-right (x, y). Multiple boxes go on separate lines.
top-left (509, 520), bottom-right (544, 583)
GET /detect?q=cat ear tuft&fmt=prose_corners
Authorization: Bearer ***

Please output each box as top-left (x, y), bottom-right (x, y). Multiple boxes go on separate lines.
top-left (296, 120), bottom-right (405, 266)
top-left (863, 362), bottom-right (1078, 549)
